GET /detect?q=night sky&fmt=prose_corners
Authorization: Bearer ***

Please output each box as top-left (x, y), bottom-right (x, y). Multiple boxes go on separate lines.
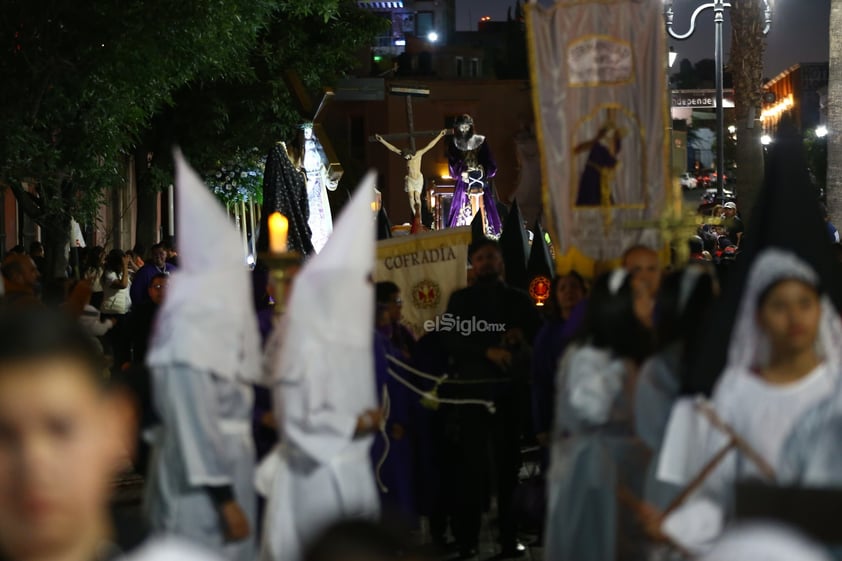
top-left (455, 0), bottom-right (830, 77)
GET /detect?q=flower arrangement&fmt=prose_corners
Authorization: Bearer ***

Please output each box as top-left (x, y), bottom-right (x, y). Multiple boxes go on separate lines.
top-left (205, 147), bottom-right (265, 205)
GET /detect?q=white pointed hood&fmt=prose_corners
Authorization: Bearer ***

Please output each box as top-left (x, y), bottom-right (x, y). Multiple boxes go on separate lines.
top-left (282, 170), bottom-right (376, 351)
top-left (147, 149), bottom-right (261, 383)
top-left (264, 171), bottom-right (377, 445)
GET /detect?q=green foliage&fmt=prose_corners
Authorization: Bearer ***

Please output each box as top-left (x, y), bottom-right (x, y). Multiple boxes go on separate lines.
top-left (0, 0), bottom-right (280, 223)
top-left (141, 0), bottom-right (387, 185)
top-left (0, 0), bottom-right (352, 225)
top-left (205, 148), bottom-right (265, 206)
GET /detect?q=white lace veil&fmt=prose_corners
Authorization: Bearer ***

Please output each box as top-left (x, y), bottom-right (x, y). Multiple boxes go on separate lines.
top-left (716, 248), bottom-right (842, 393)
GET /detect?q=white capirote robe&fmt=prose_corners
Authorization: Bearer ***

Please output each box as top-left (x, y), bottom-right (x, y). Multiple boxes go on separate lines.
top-left (256, 330), bottom-right (379, 561)
top-left (144, 365), bottom-right (256, 561)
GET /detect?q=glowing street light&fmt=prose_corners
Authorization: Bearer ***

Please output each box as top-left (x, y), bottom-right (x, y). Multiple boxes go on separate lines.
top-left (664, 0), bottom-right (773, 201)
top-left (817, 125), bottom-right (828, 138)
top-left (427, 31), bottom-right (439, 43)
top-left (668, 46), bottom-right (678, 67)
top-left (728, 125), bottom-right (736, 134)
top-left (761, 134), bottom-right (772, 146)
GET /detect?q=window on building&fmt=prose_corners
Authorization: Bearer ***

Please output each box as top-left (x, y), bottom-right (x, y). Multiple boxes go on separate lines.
top-left (455, 57), bottom-right (463, 77)
top-left (416, 11), bottom-right (434, 37)
top-left (470, 58), bottom-right (480, 78)
top-left (398, 13), bottom-right (415, 34)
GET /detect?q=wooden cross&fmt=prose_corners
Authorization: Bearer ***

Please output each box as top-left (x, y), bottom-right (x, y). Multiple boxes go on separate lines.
top-left (283, 71), bottom-right (343, 181)
top-left (367, 84), bottom-right (440, 152)
top-left (623, 207), bottom-right (721, 264)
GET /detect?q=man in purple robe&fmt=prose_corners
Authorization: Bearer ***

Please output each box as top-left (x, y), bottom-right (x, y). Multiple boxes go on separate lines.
top-left (371, 316), bottom-right (419, 528)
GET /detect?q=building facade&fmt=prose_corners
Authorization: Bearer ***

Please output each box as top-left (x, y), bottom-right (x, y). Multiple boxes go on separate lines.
top-left (761, 62), bottom-right (829, 136)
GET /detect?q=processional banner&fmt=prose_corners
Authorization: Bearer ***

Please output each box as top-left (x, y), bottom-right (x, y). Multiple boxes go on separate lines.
top-left (375, 227), bottom-right (471, 338)
top-left (525, 0), bottom-right (671, 276)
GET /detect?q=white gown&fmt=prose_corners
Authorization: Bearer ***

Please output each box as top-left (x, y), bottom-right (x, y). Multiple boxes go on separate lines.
top-left (658, 366), bottom-right (837, 553)
top-left (256, 334), bottom-right (379, 561)
top-left (256, 174), bottom-right (380, 561)
top-left (303, 139), bottom-right (334, 254)
top-left (145, 365), bottom-right (256, 561)
top-left (657, 249), bottom-right (842, 553)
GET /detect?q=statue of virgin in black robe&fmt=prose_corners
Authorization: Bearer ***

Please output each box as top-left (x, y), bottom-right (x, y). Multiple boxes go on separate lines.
top-left (257, 142), bottom-right (314, 255)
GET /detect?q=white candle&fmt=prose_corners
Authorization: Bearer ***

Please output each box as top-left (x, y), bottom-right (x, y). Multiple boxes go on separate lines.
top-left (268, 212), bottom-right (288, 254)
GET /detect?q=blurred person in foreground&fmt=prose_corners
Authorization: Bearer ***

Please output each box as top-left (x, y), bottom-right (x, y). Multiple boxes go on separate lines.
top-left (0, 308), bottom-right (222, 561)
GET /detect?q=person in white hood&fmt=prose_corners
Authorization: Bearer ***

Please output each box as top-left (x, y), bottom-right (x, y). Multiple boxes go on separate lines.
top-left (144, 151), bottom-right (261, 561)
top-left (256, 172), bottom-right (382, 561)
top-left (657, 249), bottom-right (842, 553)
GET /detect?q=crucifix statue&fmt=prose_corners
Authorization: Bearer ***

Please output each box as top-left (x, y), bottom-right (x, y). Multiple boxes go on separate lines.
top-left (374, 129), bottom-right (447, 216)
top-left (369, 85), bottom-right (443, 217)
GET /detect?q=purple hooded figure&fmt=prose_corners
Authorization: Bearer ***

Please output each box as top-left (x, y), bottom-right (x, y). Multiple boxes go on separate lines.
top-left (445, 114), bottom-right (502, 238)
top-left (371, 325), bottom-right (420, 526)
top-left (575, 122), bottom-right (625, 207)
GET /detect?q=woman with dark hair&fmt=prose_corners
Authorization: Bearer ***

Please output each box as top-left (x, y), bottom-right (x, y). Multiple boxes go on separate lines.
top-left (101, 249), bottom-right (132, 367)
top-left (634, 266), bottom-right (718, 511)
top-left (531, 272), bottom-right (587, 445)
top-left (83, 246), bottom-right (106, 309)
top-left (544, 269), bottom-right (653, 561)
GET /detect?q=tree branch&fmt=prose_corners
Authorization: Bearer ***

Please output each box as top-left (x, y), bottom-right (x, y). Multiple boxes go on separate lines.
top-left (7, 181), bottom-right (45, 226)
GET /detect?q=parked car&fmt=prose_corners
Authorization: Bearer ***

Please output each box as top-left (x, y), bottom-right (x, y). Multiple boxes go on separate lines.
top-left (680, 172), bottom-right (699, 190)
top-left (696, 169), bottom-right (728, 188)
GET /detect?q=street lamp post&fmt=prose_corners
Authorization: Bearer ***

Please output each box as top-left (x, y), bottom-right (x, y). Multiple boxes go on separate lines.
top-left (663, 0), bottom-right (773, 202)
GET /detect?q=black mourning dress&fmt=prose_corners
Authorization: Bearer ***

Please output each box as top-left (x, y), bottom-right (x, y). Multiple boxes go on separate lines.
top-left (257, 143), bottom-right (314, 256)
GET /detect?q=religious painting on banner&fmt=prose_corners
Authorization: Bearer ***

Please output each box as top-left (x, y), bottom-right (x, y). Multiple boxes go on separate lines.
top-left (525, 0), bottom-right (672, 276)
top-left (375, 227), bottom-right (472, 338)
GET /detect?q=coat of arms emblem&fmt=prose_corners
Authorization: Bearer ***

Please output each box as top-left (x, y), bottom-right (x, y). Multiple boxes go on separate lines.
top-left (411, 279), bottom-right (440, 309)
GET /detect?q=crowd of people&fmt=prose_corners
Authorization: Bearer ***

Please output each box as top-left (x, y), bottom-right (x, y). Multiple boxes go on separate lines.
top-left (0, 240), bottom-right (176, 367)
top-left (1, 143), bottom-right (842, 561)
top-left (688, 201), bottom-right (744, 265)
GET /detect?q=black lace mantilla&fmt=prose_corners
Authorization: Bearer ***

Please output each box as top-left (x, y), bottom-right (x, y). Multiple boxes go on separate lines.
top-left (257, 143), bottom-right (315, 256)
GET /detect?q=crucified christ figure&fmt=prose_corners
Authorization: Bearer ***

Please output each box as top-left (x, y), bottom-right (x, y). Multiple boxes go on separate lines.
top-left (374, 129), bottom-right (448, 216)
